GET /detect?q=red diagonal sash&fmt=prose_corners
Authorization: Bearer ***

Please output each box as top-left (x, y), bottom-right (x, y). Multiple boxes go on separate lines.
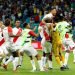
top-left (13, 28), bottom-right (22, 43)
top-left (0, 38), bottom-right (5, 46)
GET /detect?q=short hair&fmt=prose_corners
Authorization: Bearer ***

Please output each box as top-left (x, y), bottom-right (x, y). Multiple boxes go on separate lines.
top-left (50, 7), bottom-right (56, 11)
top-left (15, 19), bottom-right (20, 22)
top-left (54, 13), bottom-right (64, 22)
top-left (4, 18), bottom-right (11, 26)
top-left (44, 18), bottom-right (52, 23)
top-left (23, 22), bottom-right (28, 28)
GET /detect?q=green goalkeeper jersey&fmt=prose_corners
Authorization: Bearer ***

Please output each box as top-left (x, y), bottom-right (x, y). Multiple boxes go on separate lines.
top-left (56, 21), bottom-right (70, 40)
top-left (21, 29), bottom-right (32, 46)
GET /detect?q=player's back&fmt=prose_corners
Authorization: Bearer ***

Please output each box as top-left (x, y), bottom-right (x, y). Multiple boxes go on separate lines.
top-left (3, 26), bottom-right (12, 43)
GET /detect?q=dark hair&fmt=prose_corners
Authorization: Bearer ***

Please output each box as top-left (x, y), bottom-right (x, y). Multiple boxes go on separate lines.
top-left (44, 18), bottom-right (52, 23)
top-left (54, 13), bottom-right (64, 22)
top-left (23, 22), bottom-right (28, 28)
top-left (15, 19), bottom-right (20, 22)
top-left (4, 18), bottom-right (11, 26)
top-left (50, 7), bottom-right (56, 11)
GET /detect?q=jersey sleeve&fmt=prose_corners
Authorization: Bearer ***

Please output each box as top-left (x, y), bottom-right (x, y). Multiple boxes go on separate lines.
top-left (29, 31), bottom-right (36, 37)
top-left (8, 27), bottom-right (12, 33)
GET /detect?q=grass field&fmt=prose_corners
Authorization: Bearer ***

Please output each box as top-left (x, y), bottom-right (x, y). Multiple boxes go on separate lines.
top-left (0, 51), bottom-right (75, 75)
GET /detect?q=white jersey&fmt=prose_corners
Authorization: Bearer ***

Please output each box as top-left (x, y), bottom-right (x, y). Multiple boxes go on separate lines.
top-left (63, 38), bottom-right (75, 50)
top-left (12, 27), bottom-right (22, 46)
top-left (56, 21), bottom-right (70, 40)
top-left (39, 22), bottom-right (51, 41)
top-left (0, 28), bottom-right (5, 46)
top-left (0, 28), bottom-right (9, 55)
top-left (2, 26), bottom-right (15, 52)
top-left (20, 29), bottom-right (38, 56)
top-left (3, 27), bottom-right (13, 44)
top-left (38, 26), bottom-right (45, 38)
top-left (21, 29), bottom-right (32, 46)
top-left (38, 22), bottom-right (52, 53)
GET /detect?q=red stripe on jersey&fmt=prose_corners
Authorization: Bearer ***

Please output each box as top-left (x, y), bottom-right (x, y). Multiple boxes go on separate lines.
top-left (0, 38), bottom-right (5, 46)
top-left (40, 21), bottom-right (51, 41)
top-left (39, 21), bottom-right (45, 26)
top-left (29, 31), bottom-right (36, 37)
top-left (0, 28), bottom-right (5, 46)
top-left (8, 26), bottom-right (13, 33)
top-left (43, 30), bottom-right (50, 41)
top-left (13, 28), bottom-right (22, 43)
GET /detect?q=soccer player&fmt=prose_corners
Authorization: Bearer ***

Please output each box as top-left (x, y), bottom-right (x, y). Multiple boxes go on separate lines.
top-left (63, 32), bottom-right (75, 67)
top-left (42, 8), bottom-right (57, 22)
top-left (38, 21), bottom-right (52, 69)
top-left (3, 20), bottom-right (23, 69)
top-left (56, 15), bottom-right (71, 41)
top-left (2, 19), bottom-right (21, 71)
top-left (19, 22), bottom-right (44, 71)
top-left (0, 21), bottom-right (9, 66)
top-left (55, 15), bottom-right (74, 68)
top-left (12, 20), bottom-right (23, 67)
top-left (39, 8), bottom-right (57, 69)
top-left (50, 20), bottom-right (65, 71)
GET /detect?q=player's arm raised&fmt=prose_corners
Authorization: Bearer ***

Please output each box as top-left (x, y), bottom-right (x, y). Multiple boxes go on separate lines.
top-left (29, 30), bottom-right (39, 37)
top-left (8, 27), bottom-right (21, 37)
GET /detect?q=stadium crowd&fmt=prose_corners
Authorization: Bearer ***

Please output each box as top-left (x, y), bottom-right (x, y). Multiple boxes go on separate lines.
top-left (0, 0), bottom-right (75, 27)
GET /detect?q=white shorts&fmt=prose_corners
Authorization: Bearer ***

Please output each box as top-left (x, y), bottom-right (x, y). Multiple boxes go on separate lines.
top-left (12, 44), bottom-right (21, 51)
top-left (20, 43), bottom-right (38, 56)
top-left (4, 42), bottom-right (17, 53)
top-left (63, 38), bottom-right (75, 51)
top-left (64, 42), bottom-right (75, 51)
top-left (0, 45), bottom-right (9, 55)
top-left (41, 38), bottom-right (52, 53)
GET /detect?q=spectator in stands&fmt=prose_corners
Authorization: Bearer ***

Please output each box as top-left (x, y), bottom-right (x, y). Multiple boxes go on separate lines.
top-left (34, 13), bottom-right (40, 23)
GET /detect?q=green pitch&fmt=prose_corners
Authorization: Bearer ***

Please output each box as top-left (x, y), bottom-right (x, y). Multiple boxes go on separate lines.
top-left (0, 51), bottom-right (75, 75)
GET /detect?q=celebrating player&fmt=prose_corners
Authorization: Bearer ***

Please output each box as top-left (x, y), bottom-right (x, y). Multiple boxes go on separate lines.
top-left (38, 8), bottom-right (57, 69)
top-left (19, 22), bottom-right (44, 72)
top-left (2, 19), bottom-right (21, 71)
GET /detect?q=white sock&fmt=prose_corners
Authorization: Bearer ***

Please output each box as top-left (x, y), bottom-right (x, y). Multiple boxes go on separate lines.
top-left (2, 58), bottom-right (6, 64)
top-left (48, 60), bottom-right (53, 68)
top-left (4, 56), bottom-right (14, 65)
top-left (30, 60), bottom-right (36, 70)
top-left (41, 56), bottom-right (47, 67)
top-left (73, 55), bottom-right (75, 62)
top-left (64, 52), bottom-right (69, 66)
top-left (38, 60), bottom-right (44, 71)
top-left (12, 57), bottom-right (19, 71)
top-left (73, 49), bottom-right (75, 62)
top-left (19, 56), bottom-right (23, 65)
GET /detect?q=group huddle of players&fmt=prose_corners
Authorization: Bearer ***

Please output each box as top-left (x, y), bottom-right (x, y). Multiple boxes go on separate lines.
top-left (0, 8), bottom-right (75, 72)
